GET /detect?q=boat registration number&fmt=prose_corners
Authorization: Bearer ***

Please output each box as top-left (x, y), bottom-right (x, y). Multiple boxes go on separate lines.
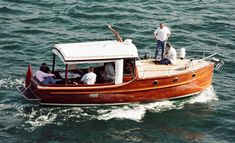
top-left (89, 94), bottom-right (99, 98)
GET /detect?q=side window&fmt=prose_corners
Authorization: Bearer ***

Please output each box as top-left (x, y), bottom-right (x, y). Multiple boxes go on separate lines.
top-left (123, 59), bottom-right (135, 75)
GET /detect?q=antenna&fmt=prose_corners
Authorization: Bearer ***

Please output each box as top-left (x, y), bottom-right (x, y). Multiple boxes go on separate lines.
top-left (108, 25), bottom-right (123, 42)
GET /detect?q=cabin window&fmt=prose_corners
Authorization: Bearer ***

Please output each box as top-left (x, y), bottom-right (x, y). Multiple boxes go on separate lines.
top-left (122, 58), bottom-right (136, 82)
top-left (94, 62), bottom-right (116, 84)
top-left (51, 56), bottom-right (136, 86)
top-left (123, 58), bottom-right (135, 75)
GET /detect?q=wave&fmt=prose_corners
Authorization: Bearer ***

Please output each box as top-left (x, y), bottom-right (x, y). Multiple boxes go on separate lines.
top-left (0, 6), bottom-right (28, 14)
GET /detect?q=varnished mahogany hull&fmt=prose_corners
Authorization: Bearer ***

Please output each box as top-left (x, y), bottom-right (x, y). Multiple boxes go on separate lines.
top-left (26, 64), bottom-right (214, 106)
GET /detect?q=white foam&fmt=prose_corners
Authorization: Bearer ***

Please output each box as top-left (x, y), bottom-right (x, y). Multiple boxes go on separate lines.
top-left (56, 107), bottom-right (86, 120)
top-left (187, 86), bottom-right (218, 104)
top-left (143, 100), bottom-right (178, 112)
top-left (17, 106), bottom-right (88, 131)
top-left (96, 86), bottom-right (218, 121)
top-left (25, 114), bottom-right (57, 129)
top-left (16, 106), bottom-right (58, 131)
top-left (97, 105), bottom-right (146, 122)
top-left (96, 101), bottom-right (177, 122)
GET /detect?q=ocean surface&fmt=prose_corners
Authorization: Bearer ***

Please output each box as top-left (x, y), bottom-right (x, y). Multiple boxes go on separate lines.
top-left (0, 0), bottom-right (235, 142)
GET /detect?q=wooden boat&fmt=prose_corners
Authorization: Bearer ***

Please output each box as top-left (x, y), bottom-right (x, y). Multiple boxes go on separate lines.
top-left (17, 26), bottom-right (223, 106)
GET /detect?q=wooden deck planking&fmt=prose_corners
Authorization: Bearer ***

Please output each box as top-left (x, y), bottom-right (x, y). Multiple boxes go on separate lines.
top-left (137, 59), bottom-right (211, 78)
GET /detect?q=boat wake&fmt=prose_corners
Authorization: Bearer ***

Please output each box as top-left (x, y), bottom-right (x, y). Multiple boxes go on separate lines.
top-left (13, 86), bottom-right (218, 131)
top-left (96, 100), bottom-right (176, 122)
top-left (97, 86), bottom-right (218, 122)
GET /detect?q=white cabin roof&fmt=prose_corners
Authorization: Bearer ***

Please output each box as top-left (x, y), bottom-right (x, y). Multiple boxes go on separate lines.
top-left (52, 39), bottom-right (138, 64)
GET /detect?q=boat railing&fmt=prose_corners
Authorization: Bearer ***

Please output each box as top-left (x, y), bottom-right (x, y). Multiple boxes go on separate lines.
top-left (201, 53), bottom-right (224, 70)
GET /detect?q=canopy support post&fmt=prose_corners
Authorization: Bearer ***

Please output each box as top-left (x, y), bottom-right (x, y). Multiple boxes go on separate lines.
top-left (115, 59), bottom-right (123, 84)
top-left (65, 64), bottom-right (68, 85)
top-left (52, 54), bottom-right (56, 72)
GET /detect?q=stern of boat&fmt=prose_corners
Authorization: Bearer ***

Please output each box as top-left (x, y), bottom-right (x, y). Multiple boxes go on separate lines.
top-left (16, 84), bottom-right (40, 101)
top-left (16, 64), bottom-right (41, 102)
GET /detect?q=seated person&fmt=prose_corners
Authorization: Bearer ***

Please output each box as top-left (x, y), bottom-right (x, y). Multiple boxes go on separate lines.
top-left (104, 62), bottom-right (115, 81)
top-left (34, 63), bottom-right (56, 84)
top-left (159, 43), bottom-right (177, 65)
top-left (81, 67), bottom-right (96, 85)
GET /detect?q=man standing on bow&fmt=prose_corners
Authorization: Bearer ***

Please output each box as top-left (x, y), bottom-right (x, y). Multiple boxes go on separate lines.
top-left (153, 23), bottom-right (171, 61)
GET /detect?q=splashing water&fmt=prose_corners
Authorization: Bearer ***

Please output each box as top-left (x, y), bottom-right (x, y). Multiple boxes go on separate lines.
top-left (96, 100), bottom-right (177, 122)
top-left (19, 107), bottom-right (58, 131)
top-left (97, 106), bottom-right (146, 122)
top-left (187, 86), bottom-right (218, 104)
top-left (97, 86), bottom-right (217, 122)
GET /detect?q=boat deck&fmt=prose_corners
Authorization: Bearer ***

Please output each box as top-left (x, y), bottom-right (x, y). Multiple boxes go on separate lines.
top-left (137, 59), bottom-right (211, 78)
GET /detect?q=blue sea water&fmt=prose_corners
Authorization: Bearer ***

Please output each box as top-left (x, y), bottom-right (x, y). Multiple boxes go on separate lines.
top-left (0, 0), bottom-right (235, 142)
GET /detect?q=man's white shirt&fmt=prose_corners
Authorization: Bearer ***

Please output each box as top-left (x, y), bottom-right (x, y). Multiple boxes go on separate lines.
top-left (81, 72), bottom-right (97, 85)
top-left (154, 26), bottom-right (171, 41)
top-left (165, 46), bottom-right (177, 65)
